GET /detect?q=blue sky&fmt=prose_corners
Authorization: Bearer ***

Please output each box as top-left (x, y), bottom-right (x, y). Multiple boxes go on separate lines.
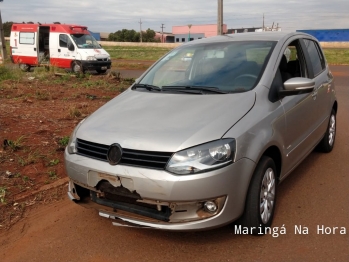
top-left (1, 0), bottom-right (348, 33)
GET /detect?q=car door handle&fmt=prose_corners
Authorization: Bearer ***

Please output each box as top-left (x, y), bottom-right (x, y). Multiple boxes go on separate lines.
top-left (58, 49), bottom-right (61, 52)
top-left (34, 48), bottom-right (37, 51)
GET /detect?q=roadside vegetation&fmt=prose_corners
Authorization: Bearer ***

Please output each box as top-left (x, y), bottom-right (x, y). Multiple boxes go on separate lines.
top-left (105, 46), bottom-right (172, 61)
top-left (0, 64), bottom-right (135, 228)
top-left (323, 49), bottom-right (349, 65)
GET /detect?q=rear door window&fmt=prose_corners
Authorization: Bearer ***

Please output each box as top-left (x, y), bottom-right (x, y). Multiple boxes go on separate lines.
top-left (19, 32), bottom-right (35, 45)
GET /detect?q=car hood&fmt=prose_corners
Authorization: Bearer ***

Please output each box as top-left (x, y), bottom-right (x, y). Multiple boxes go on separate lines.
top-left (78, 49), bottom-right (110, 57)
top-left (77, 89), bottom-right (256, 152)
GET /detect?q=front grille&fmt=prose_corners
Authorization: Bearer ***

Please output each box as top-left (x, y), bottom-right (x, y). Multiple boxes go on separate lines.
top-left (76, 139), bottom-right (173, 170)
top-left (97, 58), bottom-right (108, 62)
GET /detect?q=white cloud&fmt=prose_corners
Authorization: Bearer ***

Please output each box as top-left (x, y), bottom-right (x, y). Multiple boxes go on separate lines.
top-left (1, 0), bottom-right (348, 33)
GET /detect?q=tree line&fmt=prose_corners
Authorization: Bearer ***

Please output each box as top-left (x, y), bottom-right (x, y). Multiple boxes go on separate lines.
top-left (108, 28), bottom-right (159, 42)
top-left (2, 22), bottom-right (159, 42)
top-left (2, 22), bottom-right (13, 37)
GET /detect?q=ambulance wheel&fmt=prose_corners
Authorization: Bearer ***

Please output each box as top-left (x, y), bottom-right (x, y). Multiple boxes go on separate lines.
top-left (72, 61), bottom-right (84, 74)
top-left (19, 64), bottom-right (30, 72)
top-left (96, 69), bottom-right (107, 74)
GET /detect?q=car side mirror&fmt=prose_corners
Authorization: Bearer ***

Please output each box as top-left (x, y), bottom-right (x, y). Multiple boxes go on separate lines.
top-left (279, 77), bottom-right (315, 97)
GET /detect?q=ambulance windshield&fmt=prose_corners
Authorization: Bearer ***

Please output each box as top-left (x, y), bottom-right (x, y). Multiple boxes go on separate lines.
top-left (71, 34), bottom-right (101, 49)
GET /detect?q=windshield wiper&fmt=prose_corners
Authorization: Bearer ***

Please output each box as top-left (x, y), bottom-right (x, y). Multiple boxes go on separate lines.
top-left (162, 86), bottom-right (228, 94)
top-left (133, 84), bottom-right (161, 91)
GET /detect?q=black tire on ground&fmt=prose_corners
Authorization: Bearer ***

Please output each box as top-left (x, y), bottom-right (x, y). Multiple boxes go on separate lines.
top-left (240, 156), bottom-right (277, 235)
top-left (71, 61), bottom-right (84, 74)
top-left (317, 109), bottom-right (336, 153)
top-left (19, 63), bottom-right (30, 72)
top-left (96, 69), bottom-right (107, 74)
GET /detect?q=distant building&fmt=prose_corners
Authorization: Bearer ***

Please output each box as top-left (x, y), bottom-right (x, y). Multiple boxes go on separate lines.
top-left (172, 24), bottom-right (228, 43)
top-left (227, 27), bottom-right (262, 34)
top-left (100, 32), bottom-right (110, 41)
top-left (228, 26), bottom-right (281, 34)
top-left (88, 30), bottom-right (101, 41)
top-left (296, 29), bottom-right (349, 42)
top-left (155, 32), bottom-right (175, 43)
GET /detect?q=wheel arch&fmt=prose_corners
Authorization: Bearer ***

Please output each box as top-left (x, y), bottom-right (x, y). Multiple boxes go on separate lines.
top-left (332, 101), bottom-right (338, 114)
top-left (260, 145), bottom-right (282, 180)
top-left (71, 60), bottom-right (84, 74)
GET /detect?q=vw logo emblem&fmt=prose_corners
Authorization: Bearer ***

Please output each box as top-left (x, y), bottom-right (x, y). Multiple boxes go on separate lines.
top-left (107, 143), bottom-right (123, 165)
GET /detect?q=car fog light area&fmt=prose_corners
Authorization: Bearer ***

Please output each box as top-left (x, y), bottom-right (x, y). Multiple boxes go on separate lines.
top-left (166, 139), bottom-right (236, 175)
top-left (204, 201), bottom-right (218, 213)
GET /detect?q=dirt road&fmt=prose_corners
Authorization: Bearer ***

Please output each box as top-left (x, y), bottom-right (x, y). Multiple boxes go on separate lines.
top-left (0, 66), bottom-right (348, 262)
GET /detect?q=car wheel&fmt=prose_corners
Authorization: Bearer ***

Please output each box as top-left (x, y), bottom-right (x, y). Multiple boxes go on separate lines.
top-left (19, 63), bottom-right (30, 72)
top-left (240, 156), bottom-right (277, 235)
top-left (96, 69), bottom-right (107, 74)
top-left (72, 61), bottom-right (84, 74)
top-left (317, 109), bottom-right (336, 153)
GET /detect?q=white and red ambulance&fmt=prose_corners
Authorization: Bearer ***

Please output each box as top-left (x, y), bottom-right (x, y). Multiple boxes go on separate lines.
top-left (10, 22), bottom-right (111, 74)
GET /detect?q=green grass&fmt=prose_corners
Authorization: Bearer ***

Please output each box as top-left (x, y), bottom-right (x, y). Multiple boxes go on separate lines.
top-left (59, 136), bottom-right (70, 147)
top-left (105, 46), bottom-right (349, 64)
top-left (0, 66), bottom-right (22, 81)
top-left (48, 159), bottom-right (60, 166)
top-left (4, 136), bottom-right (26, 151)
top-left (112, 62), bottom-right (151, 70)
top-left (323, 49), bottom-right (349, 65)
top-left (105, 46), bottom-right (172, 61)
top-left (0, 187), bottom-right (7, 203)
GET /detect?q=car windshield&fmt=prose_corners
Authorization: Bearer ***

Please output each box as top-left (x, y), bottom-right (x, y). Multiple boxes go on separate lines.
top-left (139, 41), bottom-right (276, 93)
top-left (71, 34), bottom-right (101, 49)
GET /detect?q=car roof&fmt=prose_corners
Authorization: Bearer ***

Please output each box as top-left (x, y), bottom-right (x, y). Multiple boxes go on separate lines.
top-left (184, 31), bottom-right (313, 45)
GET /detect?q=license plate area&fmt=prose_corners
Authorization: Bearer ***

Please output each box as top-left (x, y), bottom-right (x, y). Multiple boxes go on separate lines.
top-left (87, 171), bottom-right (134, 190)
top-left (101, 66), bottom-right (107, 70)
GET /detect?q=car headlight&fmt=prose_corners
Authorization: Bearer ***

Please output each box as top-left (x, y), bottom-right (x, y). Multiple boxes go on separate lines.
top-left (166, 139), bottom-right (236, 175)
top-left (86, 56), bottom-right (97, 61)
top-left (67, 118), bottom-right (86, 154)
top-left (107, 57), bottom-right (111, 61)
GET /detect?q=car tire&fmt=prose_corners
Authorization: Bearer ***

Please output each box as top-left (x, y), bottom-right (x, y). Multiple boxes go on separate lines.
top-left (72, 61), bottom-right (84, 74)
top-left (240, 156), bottom-right (277, 235)
top-left (19, 63), bottom-right (30, 72)
top-left (317, 109), bottom-right (336, 153)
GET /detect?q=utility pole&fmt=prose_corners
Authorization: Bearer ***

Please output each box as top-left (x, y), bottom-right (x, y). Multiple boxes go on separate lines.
top-left (139, 18), bottom-right (142, 43)
top-left (262, 13), bottom-right (265, 31)
top-left (161, 23), bottom-right (165, 43)
top-left (0, 1), bottom-right (8, 61)
top-left (217, 0), bottom-right (223, 35)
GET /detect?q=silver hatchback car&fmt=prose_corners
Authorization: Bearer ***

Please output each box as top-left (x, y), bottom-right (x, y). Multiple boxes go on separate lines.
top-left (64, 32), bottom-right (337, 233)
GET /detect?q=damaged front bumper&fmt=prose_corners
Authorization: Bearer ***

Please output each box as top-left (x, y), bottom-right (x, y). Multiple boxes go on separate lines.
top-left (65, 149), bottom-right (256, 231)
top-left (68, 178), bottom-right (226, 225)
